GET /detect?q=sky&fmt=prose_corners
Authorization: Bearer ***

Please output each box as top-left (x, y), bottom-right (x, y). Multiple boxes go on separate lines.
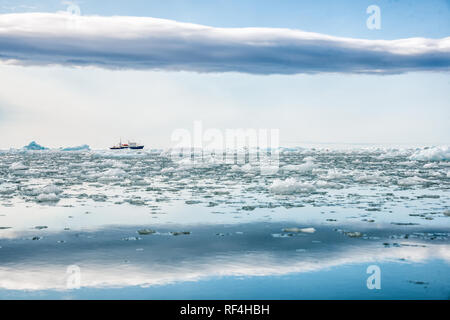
top-left (0, 0), bottom-right (449, 149)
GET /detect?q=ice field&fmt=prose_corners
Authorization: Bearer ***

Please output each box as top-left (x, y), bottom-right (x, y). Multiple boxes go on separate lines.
top-left (0, 146), bottom-right (449, 299)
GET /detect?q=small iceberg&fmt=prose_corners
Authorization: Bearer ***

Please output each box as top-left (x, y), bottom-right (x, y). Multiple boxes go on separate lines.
top-left (23, 141), bottom-right (48, 151)
top-left (61, 144), bottom-right (90, 151)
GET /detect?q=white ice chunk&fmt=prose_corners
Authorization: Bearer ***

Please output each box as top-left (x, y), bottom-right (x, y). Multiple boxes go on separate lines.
top-left (9, 162), bottom-right (28, 170)
top-left (397, 176), bottom-right (428, 186)
top-left (269, 178), bottom-right (315, 194)
top-left (0, 183), bottom-right (17, 194)
top-left (410, 146), bottom-right (450, 161)
top-left (41, 184), bottom-right (63, 194)
top-left (36, 193), bottom-right (60, 202)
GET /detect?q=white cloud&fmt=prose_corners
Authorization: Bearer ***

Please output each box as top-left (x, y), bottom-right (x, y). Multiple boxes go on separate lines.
top-left (0, 12), bottom-right (449, 74)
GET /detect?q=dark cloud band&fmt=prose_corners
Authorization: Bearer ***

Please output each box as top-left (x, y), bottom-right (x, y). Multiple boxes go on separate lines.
top-left (0, 13), bottom-right (449, 74)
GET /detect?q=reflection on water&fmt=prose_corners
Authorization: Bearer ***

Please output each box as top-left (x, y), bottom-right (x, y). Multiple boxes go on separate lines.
top-left (0, 148), bottom-right (449, 299)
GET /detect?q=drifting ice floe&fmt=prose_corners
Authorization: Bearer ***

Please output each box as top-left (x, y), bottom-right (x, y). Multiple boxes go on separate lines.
top-left (269, 178), bottom-right (315, 195)
top-left (41, 185), bottom-right (63, 194)
top-left (36, 193), bottom-right (60, 202)
top-left (0, 183), bottom-right (17, 194)
top-left (281, 157), bottom-right (316, 173)
top-left (353, 172), bottom-right (388, 184)
top-left (315, 180), bottom-right (342, 189)
top-left (397, 176), bottom-right (429, 186)
top-left (9, 162), bottom-right (28, 170)
top-left (322, 169), bottom-right (347, 180)
top-left (103, 168), bottom-right (127, 177)
top-left (410, 146), bottom-right (450, 161)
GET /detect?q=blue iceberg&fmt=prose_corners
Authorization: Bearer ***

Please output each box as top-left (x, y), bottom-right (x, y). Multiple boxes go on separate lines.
top-left (23, 141), bottom-right (48, 150)
top-left (61, 144), bottom-right (90, 151)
